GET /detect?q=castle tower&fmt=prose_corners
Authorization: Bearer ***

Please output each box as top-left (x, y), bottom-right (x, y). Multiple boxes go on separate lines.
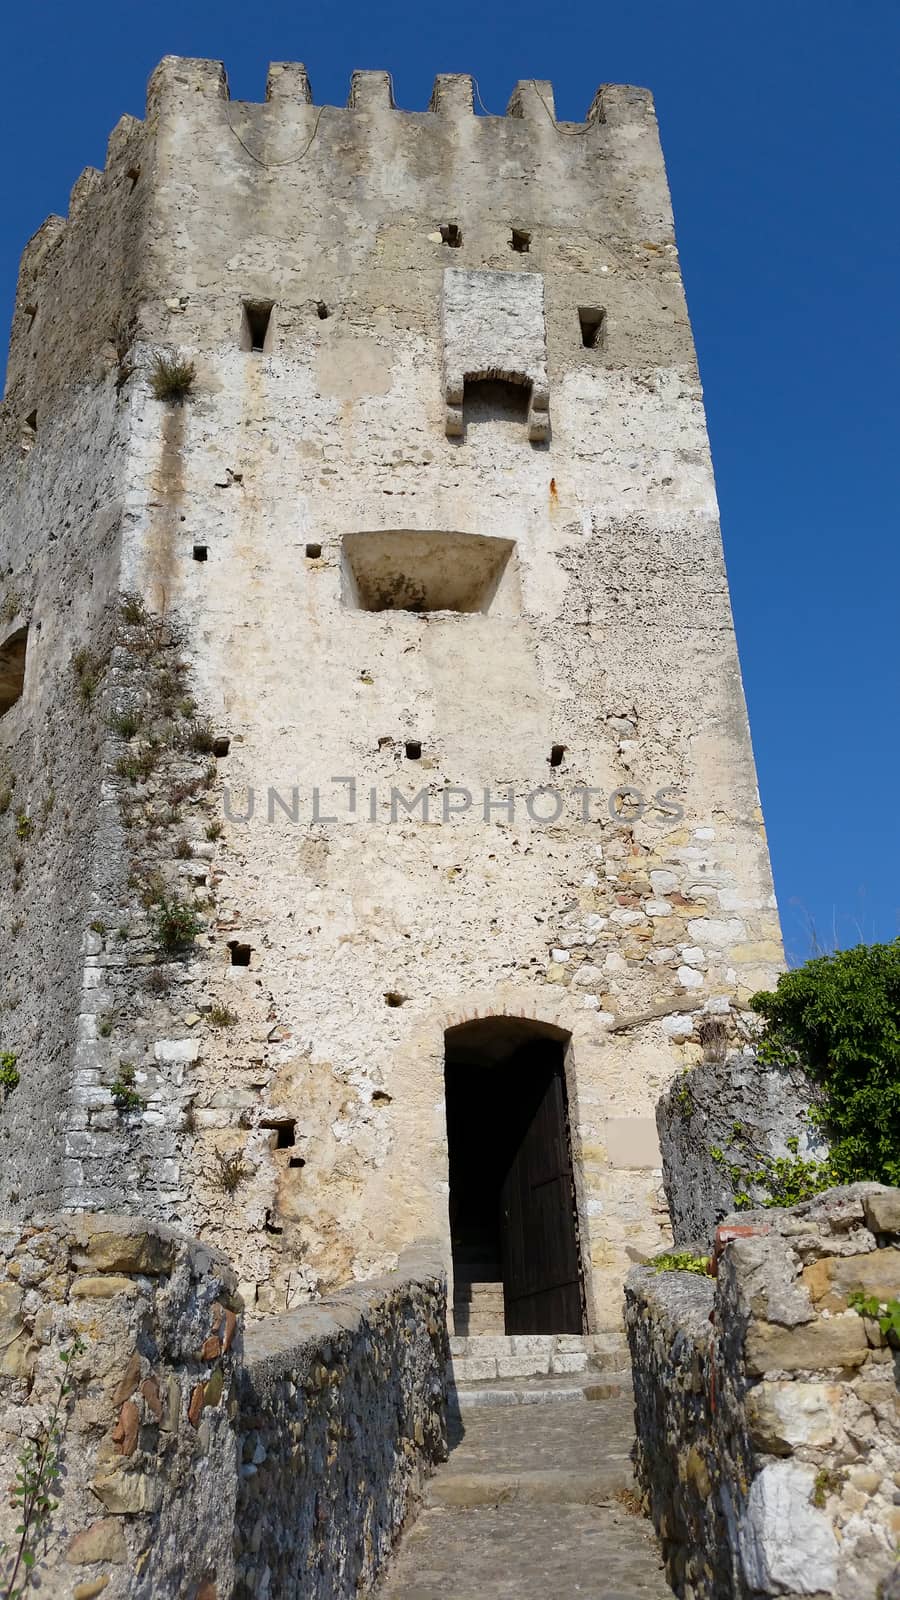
top-left (0, 59), bottom-right (781, 1327)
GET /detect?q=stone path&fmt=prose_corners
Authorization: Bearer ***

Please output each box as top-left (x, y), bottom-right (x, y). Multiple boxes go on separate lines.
top-left (378, 1383), bottom-right (671, 1599)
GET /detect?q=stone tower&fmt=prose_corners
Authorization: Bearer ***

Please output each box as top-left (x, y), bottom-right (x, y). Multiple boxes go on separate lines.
top-left (0, 58), bottom-right (781, 1328)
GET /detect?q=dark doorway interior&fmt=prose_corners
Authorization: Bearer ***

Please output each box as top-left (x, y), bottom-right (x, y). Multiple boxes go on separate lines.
top-left (444, 1018), bottom-right (584, 1335)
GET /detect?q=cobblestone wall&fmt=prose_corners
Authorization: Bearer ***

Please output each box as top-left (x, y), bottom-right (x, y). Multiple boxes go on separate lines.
top-left (625, 1185), bottom-right (900, 1600)
top-left (0, 1215), bottom-right (447, 1599)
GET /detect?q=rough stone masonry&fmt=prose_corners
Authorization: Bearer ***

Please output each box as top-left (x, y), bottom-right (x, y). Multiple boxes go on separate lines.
top-left (0, 57), bottom-right (782, 1327)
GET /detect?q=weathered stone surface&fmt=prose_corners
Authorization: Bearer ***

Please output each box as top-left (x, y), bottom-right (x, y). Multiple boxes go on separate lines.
top-left (738, 1462), bottom-right (838, 1595)
top-left (627, 1186), bottom-right (900, 1600)
top-left (746, 1381), bottom-right (840, 1454)
top-left (744, 1314), bottom-right (869, 1375)
top-left (1, 1213), bottom-right (447, 1600)
top-left (657, 1053), bottom-right (824, 1246)
top-left (863, 1190), bottom-right (900, 1235)
top-left (66, 1517), bottom-right (127, 1564)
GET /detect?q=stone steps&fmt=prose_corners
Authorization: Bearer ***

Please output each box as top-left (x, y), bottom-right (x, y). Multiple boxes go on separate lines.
top-left (451, 1372), bottom-right (632, 1409)
top-left (452, 1279), bottom-right (505, 1336)
top-left (448, 1330), bottom-right (629, 1384)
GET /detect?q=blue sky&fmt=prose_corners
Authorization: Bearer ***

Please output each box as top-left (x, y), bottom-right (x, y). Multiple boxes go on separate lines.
top-left (2, 1), bottom-right (897, 963)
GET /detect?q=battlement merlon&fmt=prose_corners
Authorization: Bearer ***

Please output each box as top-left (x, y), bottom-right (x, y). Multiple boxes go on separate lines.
top-left (144, 54), bottom-right (656, 126)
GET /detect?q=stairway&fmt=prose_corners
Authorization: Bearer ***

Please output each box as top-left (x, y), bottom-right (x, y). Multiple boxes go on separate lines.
top-left (377, 1337), bottom-right (670, 1599)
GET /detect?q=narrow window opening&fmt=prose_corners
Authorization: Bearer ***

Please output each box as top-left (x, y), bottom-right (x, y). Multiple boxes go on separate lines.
top-left (288, 1156), bottom-right (306, 1169)
top-left (261, 1117), bottom-right (296, 1148)
top-left (212, 736), bottom-right (230, 758)
top-left (510, 229), bottom-right (531, 253)
top-left (24, 410), bottom-right (37, 435)
top-left (316, 302), bottom-right (330, 320)
top-left (264, 1209), bottom-right (283, 1234)
top-left (404, 741), bottom-right (422, 761)
top-left (462, 378), bottom-right (529, 429)
top-left (440, 223), bottom-right (462, 248)
top-left (578, 307), bottom-right (605, 350)
top-left (0, 626), bottom-right (28, 717)
top-left (384, 991), bottom-right (407, 1007)
top-left (126, 167), bottom-right (141, 191)
top-left (305, 543), bottom-right (322, 560)
top-left (24, 305), bottom-right (37, 331)
top-left (228, 941), bottom-right (252, 967)
top-left (192, 544), bottom-right (208, 562)
top-left (549, 743), bottom-right (566, 768)
top-left (371, 1090), bottom-right (392, 1105)
top-left (241, 300), bottom-right (274, 354)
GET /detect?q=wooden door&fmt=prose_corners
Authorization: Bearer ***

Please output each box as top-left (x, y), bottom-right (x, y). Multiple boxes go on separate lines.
top-left (500, 1062), bottom-right (584, 1334)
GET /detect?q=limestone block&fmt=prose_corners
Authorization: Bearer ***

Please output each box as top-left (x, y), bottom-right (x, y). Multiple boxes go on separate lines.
top-left (441, 268), bottom-right (549, 440)
top-left (70, 1275), bottom-right (138, 1299)
top-left (746, 1381), bottom-right (841, 1454)
top-left (76, 1219), bottom-right (177, 1275)
top-left (863, 1190), bottom-right (900, 1235)
top-left (91, 1467), bottom-right (162, 1514)
top-left (738, 1462), bottom-right (838, 1596)
top-left (744, 1313), bottom-right (869, 1375)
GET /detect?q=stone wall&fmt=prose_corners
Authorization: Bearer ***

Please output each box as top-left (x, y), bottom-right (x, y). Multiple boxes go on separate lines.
top-left (625, 1184), bottom-right (900, 1599)
top-left (0, 1214), bottom-right (447, 1599)
top-left (657, 1051), bottom-right (825, 1244)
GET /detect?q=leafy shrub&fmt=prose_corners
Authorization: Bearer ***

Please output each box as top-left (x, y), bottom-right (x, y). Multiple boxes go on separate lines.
top-left (652, 1251), bottom-right (711, 1276)
top-left (214, 1150), bottom-right (249, 1193)
top-left (152, 894), bottom-right (200, 952)
top-left (111, 1064), bottom-right (144, 1113)
top-left (149, 351), bottom-right (196, 402)
top-left (751, 939), bottom-right (900, 1186)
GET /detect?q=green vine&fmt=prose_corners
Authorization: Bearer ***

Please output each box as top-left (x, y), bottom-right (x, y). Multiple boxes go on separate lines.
top-left (710, 1130), bottom-right (834, 1211)
top-left (0, 1053), bottom-right (19, 1100)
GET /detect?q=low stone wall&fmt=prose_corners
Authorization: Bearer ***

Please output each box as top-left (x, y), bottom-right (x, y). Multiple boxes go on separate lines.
top-left (626, 1184), bottom-right (900, 1600)
top-left (656, 1051), bottom-right (825, 1244)
top-left (235, 1251), bottom-right (449, 1598)
top-left (0, 1215), bottom-right (447, 1599)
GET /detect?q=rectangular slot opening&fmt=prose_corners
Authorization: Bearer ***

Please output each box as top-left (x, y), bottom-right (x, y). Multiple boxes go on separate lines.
top-left (510, 229), bottom-right (531, 253)
top-left (440, 223), bottom-right (463, 248)
top-left (241, 300), bottom-right (274, 353)
top-left (341, 530), bottom-right (519, 616)
top-left (578, 307), bottom-right (605, 350)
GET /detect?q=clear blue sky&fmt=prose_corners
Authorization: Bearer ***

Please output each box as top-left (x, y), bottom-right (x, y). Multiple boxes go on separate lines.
top-left (2, 1), bottom-right (897, 963)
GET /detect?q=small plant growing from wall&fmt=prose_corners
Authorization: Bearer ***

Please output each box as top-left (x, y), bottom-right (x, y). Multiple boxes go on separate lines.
top-left (0, 1335), bottom-right (86, 1597)
top-left (652, 1251), bottom-right (711, 1276)
top-left (213, 1149), bottom-right (249, 1193)
top-left (13, 813), bottom-right (33, 843)
top-left (71, 647), bottom-right (105, 707)
top-left (0, 1053), bottom-right (20, 1101)
top-left (208, 1005), bottom-right (237, 1028)
top-left (110, 1063), bottom-right (144, 1113)
top-left (149, 350), bottom-right (196, 402)
top-left (151, 893), bottom-right (201, 952)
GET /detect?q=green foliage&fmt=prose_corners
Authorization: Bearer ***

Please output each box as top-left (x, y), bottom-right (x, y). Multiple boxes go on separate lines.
top-left (110, 1063), bottom-right (144, 1113)
top-left (208, 1005), bottom-right (237, 1028)
top-left (0, 1053), bottom-right (20, 1096)
top-left (214, 1149), bottom-right (249, 1193)
top-left (151, 893), bottom-right (200, 952)
top-left (205, 819), bottom-right (224, 842)
top-left (0, 1336), bottom-right (85, 1597)
top-left (811, 1467), bottom-right (844, 1509)
top-left (672, 1078), bottom-right (693, 1120)
top-left (710, 1128), bottom-right (834, 1212)
top-left (847, 1290), bottom-right (900, 1343)
top-left (149, 350), bottom-right (196, 402)
top-left (72, 646), bottom-right (105, 706)
top-left (108, 708), bottom-right (142, 740)
top-left (751, 939), bottom-right (900, 1186)
top-left (119, 593), bottom-right (149, 627)
top-left (114, 747), bottom-right (157, 785)
top-left (652, 1251), bottom-right (711, 1276)
top-left (13, 813), bottom-right (33, 843)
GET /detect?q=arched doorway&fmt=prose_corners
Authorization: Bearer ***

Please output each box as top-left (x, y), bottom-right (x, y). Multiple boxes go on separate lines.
top-left (444, 1017), bottom-right (585, 1335)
